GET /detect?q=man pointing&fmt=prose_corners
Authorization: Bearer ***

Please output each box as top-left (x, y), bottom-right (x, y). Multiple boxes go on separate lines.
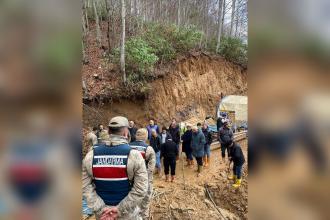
top-left (83, 116), bottom-right (148, 220)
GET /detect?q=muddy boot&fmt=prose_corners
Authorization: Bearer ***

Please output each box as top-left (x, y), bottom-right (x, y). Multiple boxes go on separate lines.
top-left (165, 175), bottom-right (169, 182)
top-left (228, 174), bottom-right (237, 181)
top-left (205, 156), bottom-right (209, 167)
top-left (171, 175), bottom-right (175, 182)
top-left (197, 165), bottom-right (203, 177)
top-left (232, 178), bottom-right (242, 188)
top-left (189, 160), bottom-right (194, 168)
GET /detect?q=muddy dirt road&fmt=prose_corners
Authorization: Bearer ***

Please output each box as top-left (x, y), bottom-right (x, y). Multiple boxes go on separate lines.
top-left (150, 139), bottom-right (248, 220)
top-left (85, 139), bottom-right (247, 220)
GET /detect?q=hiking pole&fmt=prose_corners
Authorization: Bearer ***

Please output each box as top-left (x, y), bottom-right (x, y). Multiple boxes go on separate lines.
top-left (180, 143), bottom-right (186, 190)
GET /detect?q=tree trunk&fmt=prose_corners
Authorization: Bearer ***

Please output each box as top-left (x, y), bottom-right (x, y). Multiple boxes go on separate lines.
top-left (120, 0), bottom-right (126, 82)
top-left (216, 0), bottom-right (224, 53)
top-left (93, 0), bottom-right (102, 47)
top-left (105, 0), bottom-right (111, 53)
top-left (177, 0), bottom-right (181, 26)
top-left (230, 0), bottom-right (236, 36)
top-left (221, 0), bottom-right (226, 36)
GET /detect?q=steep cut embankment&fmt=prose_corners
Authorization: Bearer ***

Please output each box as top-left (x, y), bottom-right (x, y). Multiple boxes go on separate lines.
top-left (83, 53), bottom-right (247, 130)
top-left (145, 53), bottom-right (247, 124)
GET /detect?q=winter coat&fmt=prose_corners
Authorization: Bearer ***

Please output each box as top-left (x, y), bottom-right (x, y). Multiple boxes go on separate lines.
top-left (168, 125), bottom-right (180, 144)
top-left (181, 130), bottom-right (192, 153)
top-left (150, 135), bottom-right (162, 153)
top-left (202, 128), bottom-right (212, 145)
top-left (217, 117), bottom-right (224, 131)
top-left (128, 127), bottom-right (137, 142)
top-left (218, 126), bottom-right (233, 146)
top-left (229, 143), bottom-right (245, 166)
top-left (160, 140), bottom-right (179, 159)
top-left (191, 130), bottom-right (206, 158)
top-left (146, 125), bottom-right (160, 140)
top-left (160, 132), bottom-right (172, 144)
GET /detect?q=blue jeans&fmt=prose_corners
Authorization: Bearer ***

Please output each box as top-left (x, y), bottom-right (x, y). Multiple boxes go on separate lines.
top-left (155, 151), bottom-right (161, 168)
top-left (233, 164), bottom-right (243, 179)
top-left (204, 144), bottom-right (210, 157)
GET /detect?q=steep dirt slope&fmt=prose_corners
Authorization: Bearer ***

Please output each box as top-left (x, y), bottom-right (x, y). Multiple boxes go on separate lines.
top-left (83, 53), bottom-right (247, 131)
top-left (145, 53), bottom-right (247, 124)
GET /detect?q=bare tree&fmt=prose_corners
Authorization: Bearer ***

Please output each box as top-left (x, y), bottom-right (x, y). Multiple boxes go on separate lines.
top-left (120, 0), bottom-right (126, 82)
top-left (216, 0), bottom-right (224, 52)
top-left (177, 0), bottom-right (181, 26)
top-left (230, 0), bottom-right (236, 36)
top-left (93, 0), bottom-right (102, 47)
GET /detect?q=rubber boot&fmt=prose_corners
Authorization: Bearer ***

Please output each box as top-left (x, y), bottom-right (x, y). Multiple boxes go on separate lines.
top-left (189, 160), bottom-right (194, 168)
top-left (205, 156), bottom-right (209, 167)
top-left (165, 175), bottom-right (169, 182)
top-left (232, 178), bottom-right (242, 188)
top-left (171, 175), bottom-right (175, 182)
top-left (158, 168), bottom-right (162, 177)
top-left (228, 174), bottom-right (237, 180)
top-left (197, 165), bottom-right (203, 177)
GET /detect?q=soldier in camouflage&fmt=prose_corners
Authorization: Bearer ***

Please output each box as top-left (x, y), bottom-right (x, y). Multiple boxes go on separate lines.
top-left (82, 116), bottom-right (148, 220)
top-left (130, 128), bottom-right (156, 220)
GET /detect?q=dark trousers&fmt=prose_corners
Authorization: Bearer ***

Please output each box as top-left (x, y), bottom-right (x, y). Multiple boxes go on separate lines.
top-left (184, 145), bottom-right (193, 160)
top-left (221, 143), bottom-right (230, 158)
top-left (233, 164), bottom-right (243, 179)
top-left (195, 157), bottom-right (203, 166)
top-left (164, 157), bottom-right (176, 176)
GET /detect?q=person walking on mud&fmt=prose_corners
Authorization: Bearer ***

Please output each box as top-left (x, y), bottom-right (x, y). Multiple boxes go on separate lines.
top-left (150, 129), bottom-right (162, 176)
top-left (182, 124), bottom-right (193, 167)
top-left (82, 116), bottom-right (148, 220)
top-left (129, 128), bottom-right (156, 220)
top-left (218, 120), bottom-right (233, 163)
top-left (202, 123), bottom-right (212, 167)
top-left (160, 138), bottom-right (179, 182)
top-left (227, 141), bottom-right (245, 188)
top-left (191, 126), bottom-right (206, 177)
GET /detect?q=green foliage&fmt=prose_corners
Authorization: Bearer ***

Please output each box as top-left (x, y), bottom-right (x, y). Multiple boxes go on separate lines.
top-left (143, 23), bottom-right (176, 61)
top-left (218, 37), bottom-right (247, 68)
top-left (125, 38), bottom-right (159, 74)
top-left (143, 23), bottom-right (202, 61)
top-left (171, 25), bottom-right (203, 52)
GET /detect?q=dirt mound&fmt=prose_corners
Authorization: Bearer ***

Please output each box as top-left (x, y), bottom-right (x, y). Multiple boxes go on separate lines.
top-left (83, 53), bottom-right (247, 129)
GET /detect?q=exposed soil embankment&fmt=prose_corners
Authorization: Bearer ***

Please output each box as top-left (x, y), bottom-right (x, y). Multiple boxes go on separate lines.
top-left (83, 53), bottom-right (247, 129)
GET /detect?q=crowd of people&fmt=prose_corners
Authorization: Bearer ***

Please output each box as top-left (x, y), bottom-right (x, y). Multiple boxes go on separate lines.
top-left (84, 115), bottom-right (245, 220)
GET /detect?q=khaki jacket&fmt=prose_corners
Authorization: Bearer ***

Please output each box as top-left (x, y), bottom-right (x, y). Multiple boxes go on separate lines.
top-left (82, 135), bottom-right (148, 219)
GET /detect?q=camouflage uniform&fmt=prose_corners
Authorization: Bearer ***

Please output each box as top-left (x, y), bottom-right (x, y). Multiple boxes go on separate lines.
top-left (86, 131), bottom-right (97, 151)
top-left (140, 145), bottom-right (156, 219)
top-left (82, 134), bottom-right (148, 220)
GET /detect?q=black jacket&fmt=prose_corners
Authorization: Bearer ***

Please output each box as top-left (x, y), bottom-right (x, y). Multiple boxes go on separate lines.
top-left (229, 143), bottom-right (245, 166)
top-left (168, 125), bottom-right (180, 144)
top-left (150, 135), bottom-right (161, 153)
top-left (128, 127), bottom-right (137, 142)
top-left (219, 126), bottom-right (233, 145)
top-left (202, 128), bottom-right (212, 145)
top-left (181, 130), bottom-right (192, 152)
top-left (217, 117), bottom-right (224, 131)
top-left (160, 140), bottom-right (179, 158)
